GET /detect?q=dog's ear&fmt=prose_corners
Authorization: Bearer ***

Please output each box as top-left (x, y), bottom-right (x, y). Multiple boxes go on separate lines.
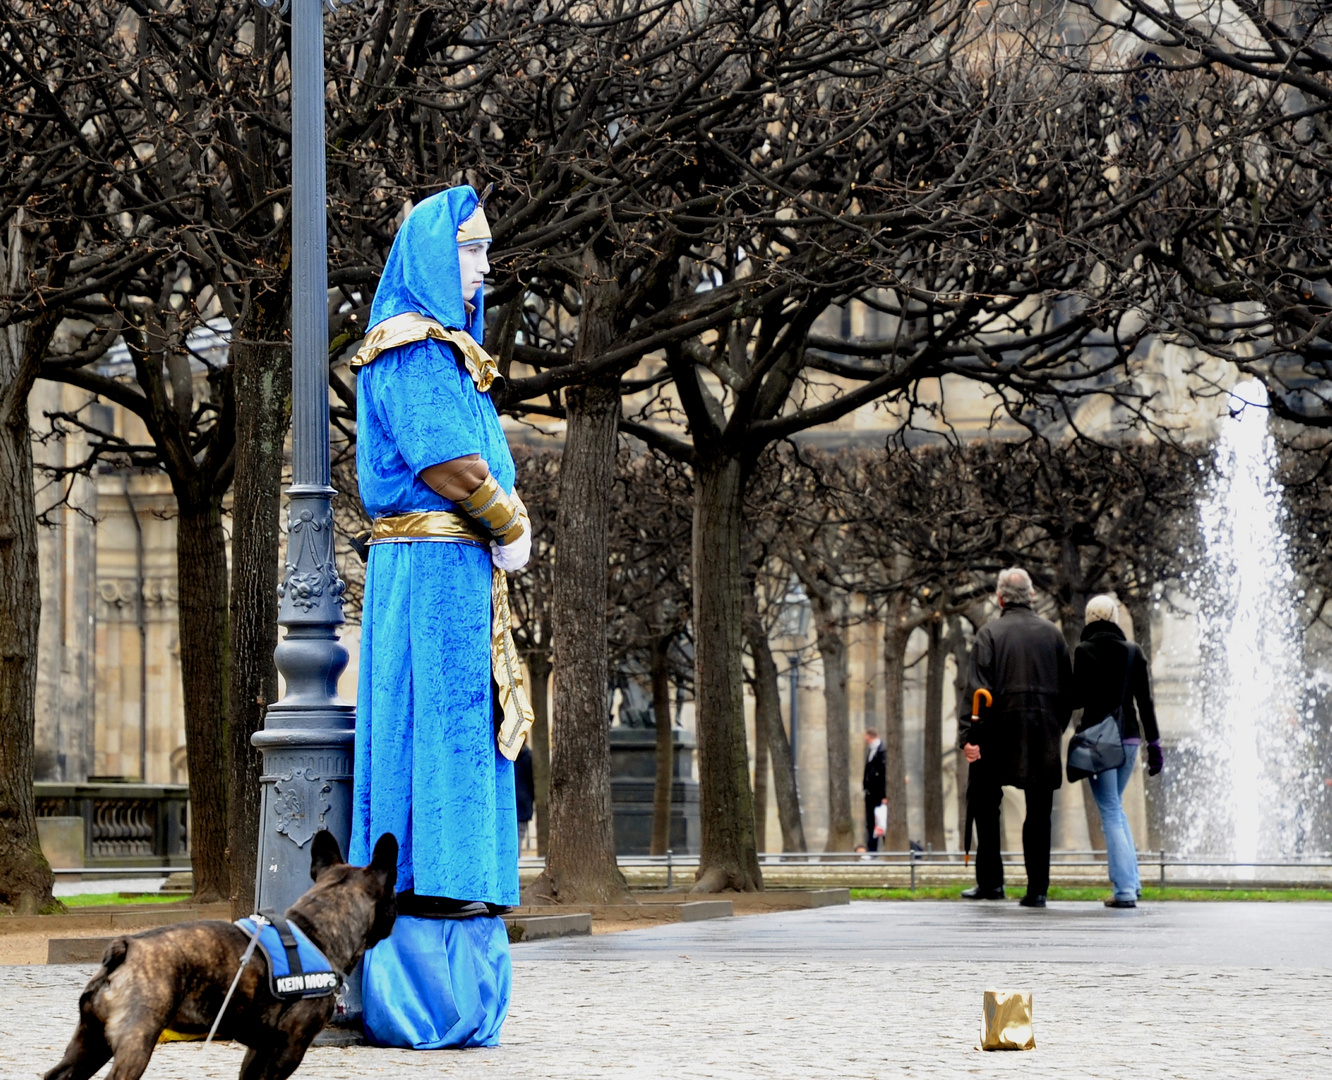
top-left (369, 832), bottom-right (399, 892)
top-left (309, 829), bottom-right (345, 881)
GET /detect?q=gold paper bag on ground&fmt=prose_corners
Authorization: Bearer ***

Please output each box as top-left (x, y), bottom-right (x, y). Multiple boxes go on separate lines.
top-left (980, 989), bottom-right (1035, 1050)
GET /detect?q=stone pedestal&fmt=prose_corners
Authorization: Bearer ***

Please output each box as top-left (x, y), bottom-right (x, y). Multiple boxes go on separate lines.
top-left (609, 727), bottom-right (700, 855)
top-left (37, 817), bottom-right (85, 870)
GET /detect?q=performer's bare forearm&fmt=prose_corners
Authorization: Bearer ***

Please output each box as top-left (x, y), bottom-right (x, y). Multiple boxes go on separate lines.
top-left (421, 455), bottom-right (489, 501)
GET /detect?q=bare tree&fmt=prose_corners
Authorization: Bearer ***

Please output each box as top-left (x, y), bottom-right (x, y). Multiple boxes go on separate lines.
top-left (6, 0), bottom-right (501, 906)
top-left (316, 1), bottom-right (1186, 892)
top-left (771, 451), bottom-right (860, 851)
top-left (0, 1), bottom-right (138, 911)
top-left (0, 212), bottom-right (66, 912)
top-left (742, 540), bottom-right (808, 854)
top-left (1060, 1), bottom-right (1332, 425)
top-left (606, 450), bottom-right (692, 856)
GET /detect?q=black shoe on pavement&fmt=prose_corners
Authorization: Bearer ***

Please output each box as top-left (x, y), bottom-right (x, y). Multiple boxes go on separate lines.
top-left (1017, 893), bottom-right (1047, 908)
top-left (960, 886), bottom-right (1006, 900)
top-left (1104, 898), bottom-right (1137, 909)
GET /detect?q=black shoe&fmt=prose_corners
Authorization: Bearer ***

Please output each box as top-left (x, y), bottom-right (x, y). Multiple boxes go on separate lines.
top-left (960, 886), bottom-right (1006, 900)
top-left (485, 904), bottom-right (513, 917)
top-left (1104, 898), bottom-right (1137, 909)
top-left (1018, 893), bottom-right (1047, 908)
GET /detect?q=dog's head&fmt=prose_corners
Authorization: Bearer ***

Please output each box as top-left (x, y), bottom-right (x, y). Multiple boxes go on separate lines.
top-left (288, 830), bottom-right (398, 972)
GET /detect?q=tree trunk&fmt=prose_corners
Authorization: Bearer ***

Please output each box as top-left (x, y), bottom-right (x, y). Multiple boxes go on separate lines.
top-left (528, 375), bottom-right (629, 903)
top-left (0, 300), bottom-right (58, 913)
top-left (1055, 535), bottom-right (1090, 653)
top-left (175, 493), bottom-right (232, 903)
top-left (226, 317), bottom-right (290, 918)
top-left (752, 675), bottom-right (769, 854)
top-left (527, 649), bottom-right (552, 857)
top-left (923, 614), bottom-right (947, 853)
top-left (814, 602), bottom-right (854, 851)
top-left (1124, 592), bottom-right (1153, 661)
top-left (743, 582), bottom-right (806, 853)
top-left (882, 592), bottom-right (913, 853)
top-left (692, 456), bottom-right (762, 892)
top-left (649, 634), bottom-right (674, 856)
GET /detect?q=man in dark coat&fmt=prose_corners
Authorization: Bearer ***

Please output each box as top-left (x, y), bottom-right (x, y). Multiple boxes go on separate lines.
top-left (959, 567), bottom-right (1073, 907)
top-left (862, 729), bottom-right (887, 850)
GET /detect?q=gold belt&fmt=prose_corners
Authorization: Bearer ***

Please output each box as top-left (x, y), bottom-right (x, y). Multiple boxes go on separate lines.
top-left (369, 509), bottom-right (488, 546)
top-left (368, 511), bottom-right (533, 761)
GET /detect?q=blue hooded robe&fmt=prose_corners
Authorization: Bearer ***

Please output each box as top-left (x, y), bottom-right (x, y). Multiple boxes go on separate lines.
top-left (350, 186), bottom-right (516, 1049)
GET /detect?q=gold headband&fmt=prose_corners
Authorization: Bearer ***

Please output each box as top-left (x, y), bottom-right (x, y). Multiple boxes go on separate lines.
top-left (457, 183), bottom-right (493, 244)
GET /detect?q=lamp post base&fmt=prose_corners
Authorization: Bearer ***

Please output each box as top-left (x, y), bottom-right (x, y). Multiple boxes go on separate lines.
top-left (252, 713), bottom-right (360, 1024)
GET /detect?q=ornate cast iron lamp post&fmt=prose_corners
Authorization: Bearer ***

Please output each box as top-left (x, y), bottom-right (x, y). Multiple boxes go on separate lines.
top-left (251, 0), bottom-right (354, 970)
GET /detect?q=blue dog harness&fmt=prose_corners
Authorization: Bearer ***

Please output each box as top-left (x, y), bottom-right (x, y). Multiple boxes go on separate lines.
top-left (234, 915), bottom-right (341, 999)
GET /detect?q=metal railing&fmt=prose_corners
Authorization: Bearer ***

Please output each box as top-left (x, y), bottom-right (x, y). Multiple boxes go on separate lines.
top-left (54, 849), bottom-right (1332, 887)
top-left (518, 848), bottom-right (1332, 891)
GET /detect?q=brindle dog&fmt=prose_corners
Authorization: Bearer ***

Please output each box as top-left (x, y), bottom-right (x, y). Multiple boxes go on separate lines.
top-left (45, 830), bottom-right (397, 1080)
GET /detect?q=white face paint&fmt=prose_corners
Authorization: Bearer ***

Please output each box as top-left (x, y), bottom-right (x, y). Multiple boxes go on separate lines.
top-left (458, 241), bottom-right (491, 303)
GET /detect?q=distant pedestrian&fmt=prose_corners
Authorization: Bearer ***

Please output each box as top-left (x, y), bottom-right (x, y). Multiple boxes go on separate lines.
top-left (863, 729), bottom-right (888, 851)
top-left (959, 567), bottom-right (1074, 908)
top-left (1073, 595), bottom-right (1163, 909)
top-left (515, 744), bottom-right (535, 853)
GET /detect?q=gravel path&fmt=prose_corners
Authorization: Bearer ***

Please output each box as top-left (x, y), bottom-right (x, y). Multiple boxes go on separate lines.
top-left (6, 901), bottom-right (1328, 1079)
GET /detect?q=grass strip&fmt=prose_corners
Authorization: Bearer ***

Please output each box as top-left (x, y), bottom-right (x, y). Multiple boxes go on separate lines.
top-left (60, 893), bottom-right (191, 908)
top-left (851, 885), bottom-right (1332, 902)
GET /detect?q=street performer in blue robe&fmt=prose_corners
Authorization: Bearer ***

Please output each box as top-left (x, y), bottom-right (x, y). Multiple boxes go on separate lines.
top-left (348, 185), bottom-right (533, 1048)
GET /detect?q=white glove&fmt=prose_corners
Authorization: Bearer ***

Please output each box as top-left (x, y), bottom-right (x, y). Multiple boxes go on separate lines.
top-left (491, 529), bottom-right (531, 572)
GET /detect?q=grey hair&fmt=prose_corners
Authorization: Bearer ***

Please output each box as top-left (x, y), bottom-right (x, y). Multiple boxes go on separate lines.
top-left (1085, 594), bottom-right (1120, 625)
top-left (996, 567), bottom-right (1034, 606)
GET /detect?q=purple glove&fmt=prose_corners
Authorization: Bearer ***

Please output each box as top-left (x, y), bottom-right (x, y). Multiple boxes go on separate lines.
top-left (1147, 741), bottom-right (1164, 776)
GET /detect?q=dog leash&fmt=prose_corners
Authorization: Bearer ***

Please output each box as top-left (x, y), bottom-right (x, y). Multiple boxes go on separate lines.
top-left (205, 914), bottom-right (269, 1046)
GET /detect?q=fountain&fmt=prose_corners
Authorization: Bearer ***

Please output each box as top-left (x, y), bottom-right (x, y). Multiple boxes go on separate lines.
top-left (1167, 379), bottom-right (1320, 865)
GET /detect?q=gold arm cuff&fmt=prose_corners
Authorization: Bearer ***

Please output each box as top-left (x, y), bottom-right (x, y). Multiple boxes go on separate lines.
top-left (350, 312), bottom-right (499, 392)
top-left (458, 474), bottom-right (526, 545)
top-left (365, 510), bottom-right (533, 761)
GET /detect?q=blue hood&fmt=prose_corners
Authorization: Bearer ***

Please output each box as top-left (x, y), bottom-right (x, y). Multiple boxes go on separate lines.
top-left (368, 186), bottom-right (485, 342)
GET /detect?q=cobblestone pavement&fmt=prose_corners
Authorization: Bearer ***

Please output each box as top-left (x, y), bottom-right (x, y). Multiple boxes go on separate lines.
top-left (5, 902), bottom-right (1330, 1079)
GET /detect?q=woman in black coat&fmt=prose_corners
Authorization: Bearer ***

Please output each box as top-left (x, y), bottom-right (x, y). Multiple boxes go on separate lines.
top-left (1072, 596), bottom-right (1163, 908)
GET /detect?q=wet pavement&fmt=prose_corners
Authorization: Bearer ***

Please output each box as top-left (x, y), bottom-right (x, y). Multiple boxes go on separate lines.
top-left (5, 901), bottom-right (1329, 1078)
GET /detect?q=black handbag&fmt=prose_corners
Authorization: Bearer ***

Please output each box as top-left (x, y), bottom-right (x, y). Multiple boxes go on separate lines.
top-left (1067, 650), bottom-right (1132, 782)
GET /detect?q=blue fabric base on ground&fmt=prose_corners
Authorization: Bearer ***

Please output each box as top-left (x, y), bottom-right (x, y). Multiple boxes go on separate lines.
top-left (362, 915), bottom-right (511, 1049)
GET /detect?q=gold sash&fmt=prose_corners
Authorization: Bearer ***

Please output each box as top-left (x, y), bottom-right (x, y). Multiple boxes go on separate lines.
top-left (350, 312), bottom-right (499, 393)
top-left (368, 510), bottom-right (534, 760)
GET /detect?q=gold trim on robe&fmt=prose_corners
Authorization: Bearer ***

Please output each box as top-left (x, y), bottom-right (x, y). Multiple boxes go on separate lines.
top-left (350, 312), bottom-right (499, 393)
top-left (368, 510), bottom-right (534, 760)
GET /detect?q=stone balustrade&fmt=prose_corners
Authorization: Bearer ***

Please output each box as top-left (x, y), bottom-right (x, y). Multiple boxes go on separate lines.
top-left (35, 783), bottom-right (189, 867)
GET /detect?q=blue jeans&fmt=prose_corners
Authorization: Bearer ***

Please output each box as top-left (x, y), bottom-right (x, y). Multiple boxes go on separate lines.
top-left (1088, 743), bottom-right (1140, 901)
